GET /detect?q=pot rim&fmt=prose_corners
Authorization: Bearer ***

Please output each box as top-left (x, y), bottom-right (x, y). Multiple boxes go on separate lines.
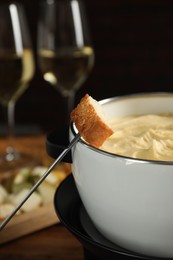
top-left (70, 92), bottom-right (173, 166)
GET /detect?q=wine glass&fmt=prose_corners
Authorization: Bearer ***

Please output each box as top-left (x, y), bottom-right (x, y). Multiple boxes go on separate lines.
top-left (37, 0), bottom-right (94, 124)
top-left (0, 2), bottom-right (35, 171)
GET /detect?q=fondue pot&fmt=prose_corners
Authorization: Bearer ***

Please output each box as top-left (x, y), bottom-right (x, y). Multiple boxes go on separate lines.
top-left (47, 92), bottom-right (173, 259)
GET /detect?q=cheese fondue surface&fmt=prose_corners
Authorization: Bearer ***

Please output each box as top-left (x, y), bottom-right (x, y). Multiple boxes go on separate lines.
top-left (101, 114), bottom-right (173, 161)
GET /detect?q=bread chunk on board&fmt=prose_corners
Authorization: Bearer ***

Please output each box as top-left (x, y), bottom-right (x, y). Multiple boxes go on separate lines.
top-left (70, 94), bottom-right (113, 148)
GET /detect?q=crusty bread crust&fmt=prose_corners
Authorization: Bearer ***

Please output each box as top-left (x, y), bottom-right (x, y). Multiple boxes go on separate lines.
top-left (70, 94), bottom-right (113, 148)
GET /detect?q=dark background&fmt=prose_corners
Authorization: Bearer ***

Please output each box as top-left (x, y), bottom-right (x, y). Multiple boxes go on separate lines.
top-left (1, 0), bottom-right (173, 133)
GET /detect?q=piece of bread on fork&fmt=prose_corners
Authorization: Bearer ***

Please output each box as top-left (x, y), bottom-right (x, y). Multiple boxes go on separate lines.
top-left (70, 94), bottom-right (113, 148)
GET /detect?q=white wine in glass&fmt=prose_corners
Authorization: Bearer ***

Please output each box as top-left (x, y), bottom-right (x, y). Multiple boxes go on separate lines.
top-left (0, 3), bottom-right (35, 171)
top-left (37, 0), bottom-right (94, 123)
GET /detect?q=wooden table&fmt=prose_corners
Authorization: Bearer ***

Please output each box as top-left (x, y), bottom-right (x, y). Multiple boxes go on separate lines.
top-left (0, 224), bottom-right (84, 259)
top-left (0, 134), bottom-right (84, 259)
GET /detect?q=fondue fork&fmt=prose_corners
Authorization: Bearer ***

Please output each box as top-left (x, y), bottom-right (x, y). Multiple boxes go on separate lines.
top-left (0, 93), bottom-right (112, 231)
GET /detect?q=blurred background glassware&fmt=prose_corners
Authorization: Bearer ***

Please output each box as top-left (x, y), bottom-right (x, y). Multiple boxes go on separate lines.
top-left (37, 0), bottom-right (95, 124)
top-left (0, 2), bottom-right (35, 171)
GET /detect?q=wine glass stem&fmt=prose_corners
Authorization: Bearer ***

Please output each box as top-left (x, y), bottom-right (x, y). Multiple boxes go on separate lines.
top-left (4, 101), bottom-right (18, 161)
top-left (7, 101), bottom-right (15, 140)
top-left (64, 92), bottom-right (75, 124)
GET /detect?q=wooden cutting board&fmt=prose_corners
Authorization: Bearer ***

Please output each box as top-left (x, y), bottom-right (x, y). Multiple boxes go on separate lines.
top-left (0, 135), bottom-right (71, 245)
top-left (0, 202), bottom-right (60, 244)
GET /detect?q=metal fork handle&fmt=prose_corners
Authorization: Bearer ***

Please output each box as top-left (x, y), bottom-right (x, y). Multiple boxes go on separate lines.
top-left (0, 133), bottom-right (80, 231)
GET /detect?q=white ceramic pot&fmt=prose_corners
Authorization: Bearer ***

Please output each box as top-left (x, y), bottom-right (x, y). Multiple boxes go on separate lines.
top-left (70, 92), bottom-right (173, 258)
